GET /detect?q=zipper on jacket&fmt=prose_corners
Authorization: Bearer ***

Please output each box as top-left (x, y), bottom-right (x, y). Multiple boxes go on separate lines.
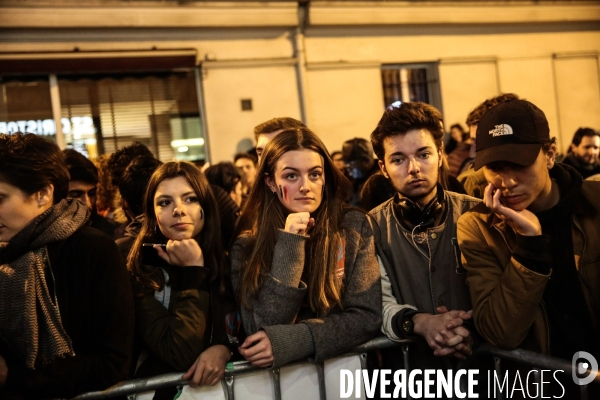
top-left (571, 214), bottom-right (586, 274)
top-left (493, 224), bottom-right (513, 253)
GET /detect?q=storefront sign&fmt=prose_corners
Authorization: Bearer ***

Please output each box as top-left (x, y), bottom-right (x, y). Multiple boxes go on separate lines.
top-left (0, 116), bottom-right (96, 138)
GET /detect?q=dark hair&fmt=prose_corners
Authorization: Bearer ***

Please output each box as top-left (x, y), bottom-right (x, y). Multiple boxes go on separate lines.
top-left (107, 142), bottom-right (154, 187)
top-left (63, 149), bottom-right (98, 184)
top-left (127, 162), bottom-right (223, 292)
top-left (449, 123), bottom-right (468, 142)
top-left (543, 137), bottom-right (557, 154)
top-left (371, 102), bottom-right (445, 161)
top-left (253, 117), bottom-right (306, 141)
top-left (0, 132), bottom-right (69, 203)
top-left (118, 156), bottom-right (163, 217)
top-left (236, 127), bottom-right (352, 313)
top-left (465, 93), bottom-right (520, 127)
top-left (571, 127), bottom-right (600, 146)
top-left (234, 152), bottom-right (258, 166)
top-left (204, 162), bottom-right (242, 194)
top-left (330, 151), bottom-right (342, 159)
top-left (341, 138), bottom-right (374, 162)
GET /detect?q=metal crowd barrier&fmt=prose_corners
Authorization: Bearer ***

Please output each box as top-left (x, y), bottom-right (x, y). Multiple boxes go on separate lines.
top-left (72, 336), bottom-right (599, 400)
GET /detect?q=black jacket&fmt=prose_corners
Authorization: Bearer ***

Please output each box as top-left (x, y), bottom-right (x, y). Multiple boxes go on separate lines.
top-left (131, 248), bottom-right (243, 399)
top-left (0, 227), bottom-right (134, 399)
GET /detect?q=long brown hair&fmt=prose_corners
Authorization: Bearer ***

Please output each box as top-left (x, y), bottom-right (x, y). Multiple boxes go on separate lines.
top-left (236, 127), bottom-right (352, 313)
top-left (127, 161), bottom-right (223, 293)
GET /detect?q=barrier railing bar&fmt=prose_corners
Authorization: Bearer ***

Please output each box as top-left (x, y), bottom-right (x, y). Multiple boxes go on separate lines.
top-left (270, 368), bottom-right (281, 400)
top-left (476, 343), bottom-right (600, 382)
top-left (315, 361), bottom-right (327, 400)
top-left (71, 337), bottom-right (599, 399)
top-left (492, 357), bottom-right (505, 400)
top-left (74, 372), bottom-right (186, 399)
top-left (224, 375), bottom-right (234, 400)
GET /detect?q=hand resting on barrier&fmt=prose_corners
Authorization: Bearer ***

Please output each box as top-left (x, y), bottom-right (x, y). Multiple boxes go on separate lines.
top-left (413, 306), bottom-right (473, 359)
top-left (238, 331), bottom-right (274, 367)
top-left (183, 344), bottom-right (231, 387)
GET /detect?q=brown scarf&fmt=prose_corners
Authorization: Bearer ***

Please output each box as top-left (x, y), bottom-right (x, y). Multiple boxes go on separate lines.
top-left (0, 199), bottom-right (89, 369)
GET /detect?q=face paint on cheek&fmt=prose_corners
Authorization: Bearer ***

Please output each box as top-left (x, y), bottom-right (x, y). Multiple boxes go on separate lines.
top-left (279, 184), bottom-right (288, 201)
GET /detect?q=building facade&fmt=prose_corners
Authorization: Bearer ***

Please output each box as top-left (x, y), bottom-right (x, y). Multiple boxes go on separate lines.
top-left (1, 1), bottom-right (599, 162)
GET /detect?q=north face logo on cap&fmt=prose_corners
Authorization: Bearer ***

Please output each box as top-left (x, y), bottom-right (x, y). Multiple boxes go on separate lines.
top-left (489, 124), bottom-right (513, 137)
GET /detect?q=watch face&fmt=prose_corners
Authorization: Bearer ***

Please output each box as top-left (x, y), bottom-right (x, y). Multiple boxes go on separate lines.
top-left (402, 318), bottom-right (413, 334)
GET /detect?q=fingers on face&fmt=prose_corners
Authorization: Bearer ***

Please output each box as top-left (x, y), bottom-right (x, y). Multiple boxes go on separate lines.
top-left (484, 184), bottom-right (495, 207)
top-left (492, 187), bottom-right (504, 210)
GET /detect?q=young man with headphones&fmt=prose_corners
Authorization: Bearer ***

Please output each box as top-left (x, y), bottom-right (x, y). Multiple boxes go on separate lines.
top-left (368, 102), bottom-right (481, 380)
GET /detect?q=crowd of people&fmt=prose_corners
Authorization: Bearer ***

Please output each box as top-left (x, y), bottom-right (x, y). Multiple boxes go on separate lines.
top-left (0, 94), bottom-right (598, 399)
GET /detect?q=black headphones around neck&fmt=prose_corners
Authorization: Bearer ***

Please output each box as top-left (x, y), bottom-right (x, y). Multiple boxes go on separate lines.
top-left (396, 185), bottom-right (444, 229)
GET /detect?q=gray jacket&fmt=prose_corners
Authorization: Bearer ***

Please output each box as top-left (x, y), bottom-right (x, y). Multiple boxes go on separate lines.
top-left (231, 210), bottom-right (382, 368)
top-left (369, 191), bottom-right (481, 341)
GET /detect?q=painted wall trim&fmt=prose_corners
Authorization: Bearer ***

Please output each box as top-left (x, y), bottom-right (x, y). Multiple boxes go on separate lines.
top-left (309, 2), bottom-right (600, 25)
top-left (0, 4), bottom-right (298, 28)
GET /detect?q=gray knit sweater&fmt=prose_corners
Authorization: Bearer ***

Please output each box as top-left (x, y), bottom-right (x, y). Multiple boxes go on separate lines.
top-left (231, 210), bottom-right (382, 368)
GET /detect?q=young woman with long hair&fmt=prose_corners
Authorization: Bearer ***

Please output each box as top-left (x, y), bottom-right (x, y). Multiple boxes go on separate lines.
top-left (127, 161), bottom-right (240, 396)
top-left (233, 127), bottom-right (382, 368)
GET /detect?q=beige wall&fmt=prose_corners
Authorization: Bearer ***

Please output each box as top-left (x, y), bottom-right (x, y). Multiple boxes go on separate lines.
top-left (304, 65), bottom-right (384, 153)
top-left (438, 61), bottom-right (500, 130)
top-left (1, 2), bottom-right (600, 161)
top-left (202, 64), bottom-right (302, 163)
top-left (303, 29), bottom-right (600, 158)
top-left (554, 56), bottom-right (600, 152)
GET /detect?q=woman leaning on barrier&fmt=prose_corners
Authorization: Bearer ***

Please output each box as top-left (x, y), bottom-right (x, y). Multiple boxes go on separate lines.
top-left (229, 127), bottom-right (382, 369)
top-left (0, 133), bottom-right (134, 399)
top-left (127, 161), bottom-right (242, 398)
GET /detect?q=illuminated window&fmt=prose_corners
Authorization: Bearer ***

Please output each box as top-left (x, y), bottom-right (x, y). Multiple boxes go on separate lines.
top-left (58, 71), bottom-right (205, 162)
top-left (381, 63), bottom-right (442, 112)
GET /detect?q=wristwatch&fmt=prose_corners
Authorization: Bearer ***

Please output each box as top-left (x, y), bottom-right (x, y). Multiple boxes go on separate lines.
top-left (401, 316), bottom-right (415, 336)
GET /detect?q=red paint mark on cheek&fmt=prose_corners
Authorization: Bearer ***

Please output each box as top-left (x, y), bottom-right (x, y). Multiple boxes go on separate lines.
top-left (278, 184), bottom-right (288, 201)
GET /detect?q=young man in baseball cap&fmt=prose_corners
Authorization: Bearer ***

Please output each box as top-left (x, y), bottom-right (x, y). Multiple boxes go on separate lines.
top-left (457, 99), bottom-right (600, 396)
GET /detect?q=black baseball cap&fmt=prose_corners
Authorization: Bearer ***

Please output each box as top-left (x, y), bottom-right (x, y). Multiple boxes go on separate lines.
top-left (474, 99), bottom-right (550, 170)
